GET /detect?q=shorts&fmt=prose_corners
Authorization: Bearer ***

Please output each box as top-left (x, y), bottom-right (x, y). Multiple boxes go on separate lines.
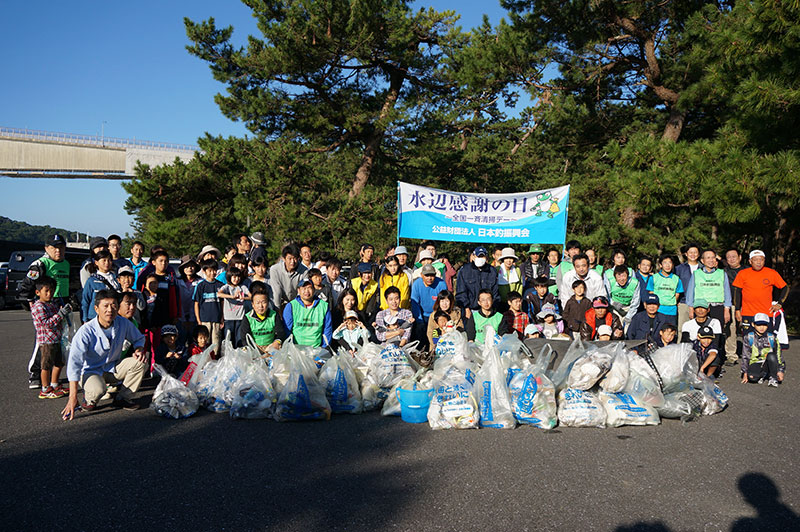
top-left (39, 343), bottom-right (64, 371)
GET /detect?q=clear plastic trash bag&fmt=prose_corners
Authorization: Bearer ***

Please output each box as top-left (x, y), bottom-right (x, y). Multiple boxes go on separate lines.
top-left (319, 351), bottom-right (363, 414)
top-left (475, 343), bottom-right (516, 429)
top-left (274, 347), bottom-right (331, 421)
top-left (230, 359), bottom-right (276, 419)
top-left (507, 345), bottom-right (557, 429)
top-left (600, 344), bottom-right (632, 393)
top-left (600, 391), bottom-right (660, 427)
top-left (150, 364), bottom-right (199, 419)
top-left (427, 360), bottom-right (480, 430)
top-left (567, 343), bottom-right (616, 390)
top-left (557, 388), bottom-right (606, 428)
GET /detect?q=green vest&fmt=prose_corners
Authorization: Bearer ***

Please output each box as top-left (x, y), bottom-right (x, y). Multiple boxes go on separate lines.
top-left (610, 277), bottom-right (639, 307)
top-left (39, 256), bottom-right (70, 298)
top-left (290, 299), bottom-right (328, 347)
top-left (652, 273), bottom-right (679, 306)
top-left (245, 310), bottom-right (278, 346)
top-left (604, 266), bottom-right (634, 285)
top-left (694, 268), bottom-right (725, 304)
top-left (497, 266), bottom-right (523, 302)
top-left (473, 311), bottom-right (503, 344)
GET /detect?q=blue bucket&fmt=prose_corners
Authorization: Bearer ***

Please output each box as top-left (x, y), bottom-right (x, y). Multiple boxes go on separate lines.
top-left (397, 387), bottom-right (434, 424)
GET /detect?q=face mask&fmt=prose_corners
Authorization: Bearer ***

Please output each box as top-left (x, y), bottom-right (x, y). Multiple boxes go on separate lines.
top-left (474, 257), bottom-right (487, 268)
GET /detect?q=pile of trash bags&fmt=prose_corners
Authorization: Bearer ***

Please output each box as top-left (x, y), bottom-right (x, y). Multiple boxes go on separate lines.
top-left (150, 327), bottom-right (729, 430)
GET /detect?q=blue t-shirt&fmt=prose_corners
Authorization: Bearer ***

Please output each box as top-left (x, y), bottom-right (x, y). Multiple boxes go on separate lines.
top-left (193, 279), bottom-right (223, 323)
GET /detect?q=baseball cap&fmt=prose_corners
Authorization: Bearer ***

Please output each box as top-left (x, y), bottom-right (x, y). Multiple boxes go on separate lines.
top-left (357, 262), bottom-right (373, 274)
top-left (592, 296), bottom-right (609, 309)
top-left (693, 298), bottom-right (709, 309)
top-left (298, 278), bottom-right (313, 287)
top-left (643, 293), bottom-right (660, 305)
top-left (528, 244), bottom-right (544, 254)
top-left (89, 236), bottom-right (108, 250)
top-left (394, 245), bottom-right (408, 256)
top-left (473, 246), bottom-right (488, 257)
top-left (345, 310), bottom-right (359, 320)
top-left (697, 325), bottom-right (715, 339)
top-left (421, 264), bottom-right (437, 276)
top-left (753, 313), bottom-right (770, 326)
top-left (250, 231), bottom-right (266, 245)
top-left (45, 234), bottom-right (66, 247)
top-left (161, 324), bottom-right (179, 337)
top-left (524, 323), bottom-right (538, 336)
top-left (117, 265), bottom-right (134, 277)
top-left (749, 250), bottom-right (766, 259)
top-left (384, 314), bottom-right (398, 326)
top-left (596, 324), bottom-right (613, 337)
top-left (419, 250), bottom-right (435, 260)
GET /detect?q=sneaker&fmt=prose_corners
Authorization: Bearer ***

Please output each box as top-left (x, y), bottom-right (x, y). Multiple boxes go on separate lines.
top-left (28, 373), bottom-right (41, 389)
top-left (768, 378), bottom-right (779, 387)
top-left (51, 385), bottom-right (68, 398)
top-left (38, 386), bottom-right (56, 399)
top-left (112, 397), bottom-right (141, 411)
top-left (757, 378), bottom-right (765, 384)
top-left (79, 401), bottom-right (96, 412)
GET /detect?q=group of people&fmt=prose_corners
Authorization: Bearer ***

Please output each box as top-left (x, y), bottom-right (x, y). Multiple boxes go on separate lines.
top-left (19, 232), bottom-right (790, 419)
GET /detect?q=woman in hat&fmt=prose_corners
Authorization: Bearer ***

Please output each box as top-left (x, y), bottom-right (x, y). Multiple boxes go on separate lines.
top-left (196, 244), bottom-right (221, 263)
top-left (496, 247), bottom-right (523, 307)
top-left (177, 255), bottom-right (201, 332)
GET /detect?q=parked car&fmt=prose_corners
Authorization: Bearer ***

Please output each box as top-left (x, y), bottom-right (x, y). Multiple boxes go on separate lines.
top-left (4, 249), bottom-right (89, 309)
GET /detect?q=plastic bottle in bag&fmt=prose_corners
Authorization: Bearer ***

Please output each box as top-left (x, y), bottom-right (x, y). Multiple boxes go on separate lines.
top-left (474, 343), bottom-right (516, 429)
top-left (150, 364), bottom-right (200, 419)
top-left (319, 352), bottom-right (363, 414)
top-left (274, 348), bottom-right (331, 421)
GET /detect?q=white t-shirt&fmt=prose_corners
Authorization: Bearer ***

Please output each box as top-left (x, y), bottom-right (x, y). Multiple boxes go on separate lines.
top-left (681, 317), bottom-right (722, 340)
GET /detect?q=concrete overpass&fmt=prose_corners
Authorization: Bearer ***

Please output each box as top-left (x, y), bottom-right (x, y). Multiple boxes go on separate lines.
top-left (0, 126), bottom-right (198, 179)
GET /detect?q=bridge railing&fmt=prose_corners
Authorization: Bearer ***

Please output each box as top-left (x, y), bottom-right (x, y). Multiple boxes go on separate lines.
top-left (0, 126), bottom-right (199, 153)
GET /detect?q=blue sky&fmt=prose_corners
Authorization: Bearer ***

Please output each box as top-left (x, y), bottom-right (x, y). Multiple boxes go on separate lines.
top-left (0, 1), bottom-right (510, 238)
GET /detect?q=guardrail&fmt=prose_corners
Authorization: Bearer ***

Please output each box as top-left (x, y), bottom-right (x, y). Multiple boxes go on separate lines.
top-left (0, 126), bottom-right (199, 153)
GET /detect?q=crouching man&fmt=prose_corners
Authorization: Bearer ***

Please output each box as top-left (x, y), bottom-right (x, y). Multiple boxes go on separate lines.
top-left (62, 289), bottom-right (148, 420)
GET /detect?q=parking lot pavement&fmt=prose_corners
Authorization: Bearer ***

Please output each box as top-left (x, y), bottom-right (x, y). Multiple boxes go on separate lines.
top-left (1, 309), bottom-right (798, 531)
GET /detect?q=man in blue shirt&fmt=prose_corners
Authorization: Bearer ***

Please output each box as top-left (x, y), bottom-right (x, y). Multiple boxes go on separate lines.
top-left (411, 264), bottom-right (447, 349)
top-left (62, 290), bottom-right (147, 419)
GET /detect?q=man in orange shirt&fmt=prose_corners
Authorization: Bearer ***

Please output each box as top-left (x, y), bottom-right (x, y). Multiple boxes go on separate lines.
top-left (732, 250), bottom-right (788, 335)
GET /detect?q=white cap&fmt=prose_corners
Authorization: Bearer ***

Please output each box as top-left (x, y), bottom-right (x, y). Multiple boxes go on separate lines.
top-left (524, 324), bottom-right (538, 336)
top-left (419, 250), bottom-right (435, 260)
top-left (749, 250), bottom-right (766, 259)
top-left (597, 324), bottom-right (613, 337)
top-left (394, 245), bottom-right (408, 256)
top-left (753, 313), bottom-right (770, 325)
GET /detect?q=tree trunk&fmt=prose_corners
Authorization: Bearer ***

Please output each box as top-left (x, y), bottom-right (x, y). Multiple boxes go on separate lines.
top-left (662, 105), bottom-right (685, 142)
top-left (349, 69), bottom-right (404, 198)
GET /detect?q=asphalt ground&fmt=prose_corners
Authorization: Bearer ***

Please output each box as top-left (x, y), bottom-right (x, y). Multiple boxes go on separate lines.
top-left (1, 309), bottom-right (798, 532)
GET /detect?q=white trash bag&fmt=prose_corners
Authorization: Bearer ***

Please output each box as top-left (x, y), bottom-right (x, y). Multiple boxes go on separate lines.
top-left (557, 388), bottom-right (606, 428)
top-left (599, 391), bottom-right (660, 427)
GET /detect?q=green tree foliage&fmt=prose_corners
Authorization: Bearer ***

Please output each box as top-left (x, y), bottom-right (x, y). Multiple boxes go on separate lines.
top-left (124, 0), bottom-right (799, 281)
top-left (0, 216), bottom-right (92, 246)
